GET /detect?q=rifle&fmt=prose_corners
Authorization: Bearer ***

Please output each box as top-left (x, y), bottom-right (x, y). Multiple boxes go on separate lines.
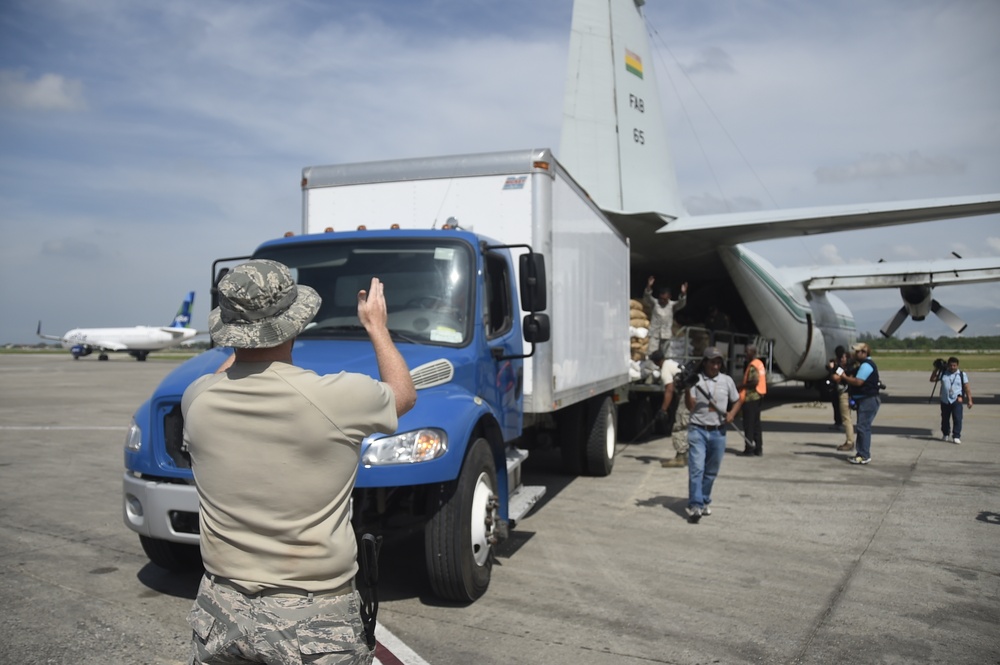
top-left (693, 379), bottom-right (744, 438)
top-left (357, 533), bottom-right (382, 651)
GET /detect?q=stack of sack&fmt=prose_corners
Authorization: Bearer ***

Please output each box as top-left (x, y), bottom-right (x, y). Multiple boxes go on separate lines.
top-left (628, 298), bottom-right (651, 379)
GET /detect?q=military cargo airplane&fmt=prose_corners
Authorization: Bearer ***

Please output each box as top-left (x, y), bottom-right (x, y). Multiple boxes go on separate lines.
top-left (560, 0), bottom-right (1000, 381)
top-left (36, 292), bottom-right (199, 361)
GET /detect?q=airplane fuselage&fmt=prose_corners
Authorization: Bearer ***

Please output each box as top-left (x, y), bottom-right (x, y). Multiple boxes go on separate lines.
top-left (719, 244), bottom-right (855, 382)
top-left (60, 326), bottom-right (198, 352)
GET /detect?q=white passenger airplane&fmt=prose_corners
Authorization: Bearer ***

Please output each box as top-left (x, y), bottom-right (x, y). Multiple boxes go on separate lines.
top-left (560, 0), bottom-right (1000, 382)
top-left (36, 292), bottom-right (199, 361)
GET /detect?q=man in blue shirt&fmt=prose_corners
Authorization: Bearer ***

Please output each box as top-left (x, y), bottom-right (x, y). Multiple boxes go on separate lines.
top-left (832, 342), bottom-right (880, 465)
top-left (929, 357), bottom-right (973, 444)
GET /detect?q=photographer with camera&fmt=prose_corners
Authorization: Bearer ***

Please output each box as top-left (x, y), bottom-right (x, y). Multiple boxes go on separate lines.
top-left (929, 357), bottom-right (973, 444)
top-left (826, 346), bottom-right (857, 453)
top-left (683, 347), bottom-right (743, 523)
top-left (831, 342), bottom-right (880, 465)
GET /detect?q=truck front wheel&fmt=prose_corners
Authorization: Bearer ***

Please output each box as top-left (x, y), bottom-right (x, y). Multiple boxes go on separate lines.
top-left (425, 438), bottom-right (498, 602)
top-left (139, 536), bottom-right (203, 572)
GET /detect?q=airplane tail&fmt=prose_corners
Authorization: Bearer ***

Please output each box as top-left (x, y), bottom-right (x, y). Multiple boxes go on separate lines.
top-left (169, 292), bottom-right (196, 328)
top-left (560, 0), bottom-right (685, 218)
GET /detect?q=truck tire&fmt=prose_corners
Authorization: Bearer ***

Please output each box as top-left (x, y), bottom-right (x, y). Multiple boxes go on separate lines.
top-left (584, 396), bottom-right (617, 477)
top-left (425, 438), bottom-right (498, 602)
top-left (139, 536), bottom-right (203, 572)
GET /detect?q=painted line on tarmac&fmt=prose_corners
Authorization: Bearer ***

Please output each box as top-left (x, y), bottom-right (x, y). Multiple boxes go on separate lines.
top-left (375, 624), bottom-right (431, 665)
top-left (0, 425), bottom-right (125, 430)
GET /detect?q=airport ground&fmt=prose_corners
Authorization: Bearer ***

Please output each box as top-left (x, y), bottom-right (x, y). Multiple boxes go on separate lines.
top-left (0, 354), bottom-right (997, 664)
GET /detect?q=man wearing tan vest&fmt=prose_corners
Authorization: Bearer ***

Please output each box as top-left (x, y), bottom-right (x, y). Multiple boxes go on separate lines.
top-left (739, 344), bottom-right (767, 456)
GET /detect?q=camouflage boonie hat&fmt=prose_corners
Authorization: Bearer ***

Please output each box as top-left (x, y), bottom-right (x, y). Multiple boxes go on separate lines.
top-left (209, 259), bottom-right (321, 348)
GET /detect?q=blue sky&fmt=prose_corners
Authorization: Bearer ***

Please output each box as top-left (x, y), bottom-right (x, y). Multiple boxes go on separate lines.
top-left (1, 0), bottom-right (998, 345)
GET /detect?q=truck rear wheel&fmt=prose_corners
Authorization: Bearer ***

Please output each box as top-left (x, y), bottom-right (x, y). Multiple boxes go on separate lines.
top-left (584, 396), bottom-right (617, 477)
top-left (139, 536), bottom-right (203, 572)
top-left (425, 438), bottom-right (497, 602)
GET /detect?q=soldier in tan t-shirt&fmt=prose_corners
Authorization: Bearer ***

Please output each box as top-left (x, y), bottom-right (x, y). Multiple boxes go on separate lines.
top-left (182, 259), bottom-right (416, 665)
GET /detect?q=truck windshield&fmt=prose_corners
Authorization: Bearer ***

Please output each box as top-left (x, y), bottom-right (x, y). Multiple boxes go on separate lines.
top-left (256, 238), bottom-right (474, 346)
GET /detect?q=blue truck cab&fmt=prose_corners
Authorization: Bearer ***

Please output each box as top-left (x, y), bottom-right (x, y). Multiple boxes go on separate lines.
top-left (124, 227), bottom-right (551, 601)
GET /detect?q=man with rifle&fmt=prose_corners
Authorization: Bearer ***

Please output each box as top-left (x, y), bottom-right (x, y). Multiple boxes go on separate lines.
top-left (683, 347), bottom-right (743, 523)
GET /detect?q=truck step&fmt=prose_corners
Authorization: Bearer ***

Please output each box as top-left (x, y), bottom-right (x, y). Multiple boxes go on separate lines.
top-left (508, 484), bottom-right (546, 525)
top-left (505, 446), bottom-right (529, 472)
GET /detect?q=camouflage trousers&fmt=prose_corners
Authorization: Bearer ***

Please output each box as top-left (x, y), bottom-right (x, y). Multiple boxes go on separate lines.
top-left (672, 401), bottom-right (690, 454)
top-left (188, 574), bottom-right (373, 665)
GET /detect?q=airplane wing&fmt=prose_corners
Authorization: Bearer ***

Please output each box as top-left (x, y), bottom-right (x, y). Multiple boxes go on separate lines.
top-left (604, 194), bottom-right (1000, 279)
top-left (796, 256), bottom-right (1000, 337)
top-left (89, 339), bottom-right (129, 352)
top-left (35, 321), bottom-right (64, 342)
top-left (158, 327), bottom-right (202, 338)
top-left (803, 257), bottom-right (1000, 291)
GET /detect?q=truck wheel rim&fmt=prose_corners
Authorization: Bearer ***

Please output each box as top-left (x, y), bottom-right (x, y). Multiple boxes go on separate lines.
top-left (604, 410), bottom-right (615, 460)
top-left (470, 471), bottom-right (494, 567)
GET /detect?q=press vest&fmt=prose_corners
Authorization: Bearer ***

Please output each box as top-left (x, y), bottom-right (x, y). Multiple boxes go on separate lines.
top-left (848, 359), bottom-right (880, 399)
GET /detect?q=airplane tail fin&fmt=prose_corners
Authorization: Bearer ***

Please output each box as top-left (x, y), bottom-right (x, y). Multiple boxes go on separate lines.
top-left (560, 0), bottom-right (685, 218)
top-left (169, 292), bottom-right (195, 328)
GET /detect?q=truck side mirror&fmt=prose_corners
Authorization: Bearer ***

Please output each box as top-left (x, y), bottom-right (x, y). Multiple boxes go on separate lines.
top-left (519, 253), bottom-right (547, 312)
top-left (523, 313), bottom-right (550, 344)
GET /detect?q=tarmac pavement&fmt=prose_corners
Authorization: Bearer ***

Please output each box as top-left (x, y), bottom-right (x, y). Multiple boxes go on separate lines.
top-left (0, 353), bottom-right (997, 664)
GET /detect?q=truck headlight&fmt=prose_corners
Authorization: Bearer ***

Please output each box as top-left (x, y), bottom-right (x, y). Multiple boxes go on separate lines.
top-left (362, 429), bottom-right (447, 466)
top-left (124, 418), bottom-right (143, 453)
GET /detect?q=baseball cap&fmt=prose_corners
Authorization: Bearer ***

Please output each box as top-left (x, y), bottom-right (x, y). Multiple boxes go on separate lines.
top-left (703, 346), bottom-right (724, 360)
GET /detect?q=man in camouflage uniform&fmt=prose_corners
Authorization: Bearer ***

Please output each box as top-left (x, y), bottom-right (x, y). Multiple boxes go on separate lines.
top-left (182, 259), bottom-right (416, 664)
top-left (649, 351), bottom-right (689, 468)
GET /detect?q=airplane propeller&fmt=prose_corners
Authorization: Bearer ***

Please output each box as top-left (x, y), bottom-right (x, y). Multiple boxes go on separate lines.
top-left (930, 300), bottom-right (968, 335)
top-left (879, 308), bottom-right (909, 338)
top-left (879, 285), bottom-right (968, 337)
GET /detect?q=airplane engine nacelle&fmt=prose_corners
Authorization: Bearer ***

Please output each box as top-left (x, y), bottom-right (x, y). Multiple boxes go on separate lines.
top-left (899, 285), bottom-right (932, 320)
top-left (71, 345), bottom-right (92, 359)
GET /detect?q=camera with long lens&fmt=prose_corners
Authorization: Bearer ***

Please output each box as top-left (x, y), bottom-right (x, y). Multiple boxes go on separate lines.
top-left (674, 359), bottom-right (701, 389)
top-left (933, 358), bottom-right (947, 372)
top-left (819, 359), bottom-right (841, 397)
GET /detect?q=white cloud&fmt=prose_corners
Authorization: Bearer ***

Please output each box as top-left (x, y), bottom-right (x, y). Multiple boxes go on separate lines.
top-left (681, 47), bottom-right (735, 75)
top-left (0, 70), bottom-right (87, 111)
top-left (817, 243), bottom-right (845, 265)
top-left (814, 152), bottom-right (965, 184)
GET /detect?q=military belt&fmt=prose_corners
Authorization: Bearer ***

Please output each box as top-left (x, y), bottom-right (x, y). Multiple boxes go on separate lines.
top-left (206, 573), bottom-right (354, 599)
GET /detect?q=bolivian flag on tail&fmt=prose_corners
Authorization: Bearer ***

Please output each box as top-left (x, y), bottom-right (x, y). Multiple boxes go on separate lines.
top-left (625, 48), bottom-right (643, 79)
